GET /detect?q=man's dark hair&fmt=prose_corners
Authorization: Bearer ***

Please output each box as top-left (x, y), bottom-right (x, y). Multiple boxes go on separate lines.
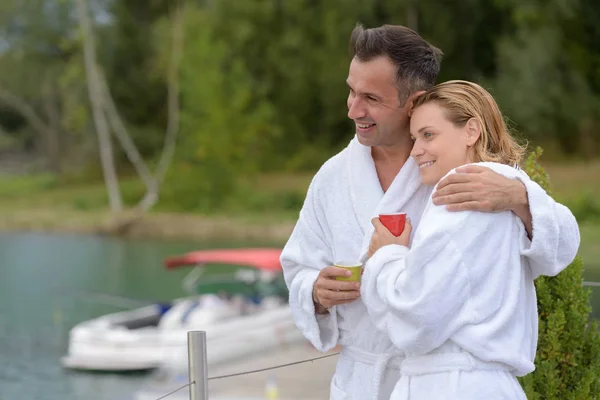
top-left (349, 23), bottom-right (443, 104)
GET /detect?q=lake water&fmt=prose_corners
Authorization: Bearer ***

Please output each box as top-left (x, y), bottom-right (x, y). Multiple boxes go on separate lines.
top-left (0, 231), bottom-right (598, 400)
top-left (0, 232), bottom-right (276, 400)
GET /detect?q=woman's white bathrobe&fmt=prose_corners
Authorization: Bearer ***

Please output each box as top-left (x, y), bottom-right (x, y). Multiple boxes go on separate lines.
top-left (280, 137), bottom-right (580, 400)
top-left (362, 162), bottom-right (544, 400)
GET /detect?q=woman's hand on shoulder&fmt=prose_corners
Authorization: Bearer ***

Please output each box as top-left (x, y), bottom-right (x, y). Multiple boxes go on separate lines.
top-left (368, 217), bottom-right (413, 258)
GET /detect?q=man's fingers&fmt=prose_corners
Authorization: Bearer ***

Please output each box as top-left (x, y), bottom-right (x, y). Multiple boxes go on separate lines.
top-left (433, 192), bottom-right (476, 206)
top-left (433, 183), bottom-right (474, 198)
top-left (321, 290), bottom-right (361, 302)
top-left (318, 279), bottom-right (360, 292)
top-left (320, 296), bottom-right (360, 308)
top-left (454, 165), bottom-right (489, 174)
top-left (436, 165), bottom-right (490, 190)
top-left (435, 173), bottom-right (476, 191)
top-left (445, 201), bottom-right (487, 212)
top-left (320, 266), bottom-right (352, 278)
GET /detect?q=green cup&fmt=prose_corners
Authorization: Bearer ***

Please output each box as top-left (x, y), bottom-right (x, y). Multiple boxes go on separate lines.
top-left (334, 261), bottom-right (363, 282)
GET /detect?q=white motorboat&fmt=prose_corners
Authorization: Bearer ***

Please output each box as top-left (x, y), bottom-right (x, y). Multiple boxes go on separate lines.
top-left (61, 248), bottom-right (303, 372)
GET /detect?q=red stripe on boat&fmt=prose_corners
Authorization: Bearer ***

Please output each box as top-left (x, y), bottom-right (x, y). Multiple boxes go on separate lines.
top-left (164, 248), bottom-right (283, 272)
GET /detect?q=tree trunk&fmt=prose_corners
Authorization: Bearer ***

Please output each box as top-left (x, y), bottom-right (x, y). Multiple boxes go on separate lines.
top-left (98, 3), bottom-right (185, 235)
top-left (154, 1), bottom-right (184, 186)
top-left (97, 69), bottom-right (158, 207)
top-left (76, 0), bottom-right (123, 212)
top-left (97, 1), bottom-right (183, 216)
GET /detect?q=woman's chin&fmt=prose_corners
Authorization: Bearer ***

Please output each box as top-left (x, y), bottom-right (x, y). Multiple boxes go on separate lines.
top-left (419, 170), bottom-right (439, 186)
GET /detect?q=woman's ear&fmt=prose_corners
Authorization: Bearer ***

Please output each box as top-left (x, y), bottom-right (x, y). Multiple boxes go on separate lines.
top-left (405, 90), bottom-right (426, 116)
top-left (465, 118), bottom-right (482, 147)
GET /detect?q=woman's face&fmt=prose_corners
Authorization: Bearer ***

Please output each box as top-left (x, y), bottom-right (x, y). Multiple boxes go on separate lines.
top-left (409, 102), bottom-right (478, 186)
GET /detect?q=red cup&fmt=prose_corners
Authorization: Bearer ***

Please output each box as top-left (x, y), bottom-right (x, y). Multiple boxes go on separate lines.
top-left (378, 213), bottom-right (407, 236)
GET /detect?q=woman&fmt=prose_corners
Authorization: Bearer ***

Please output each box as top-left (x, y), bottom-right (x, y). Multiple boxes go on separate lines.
top-left (361, 80), bottom-right (539, 399)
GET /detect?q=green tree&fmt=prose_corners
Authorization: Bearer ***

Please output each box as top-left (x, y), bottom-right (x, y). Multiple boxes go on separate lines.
top-left (492, 0), bottom-right (600, 158)
top-left (0, 0), bottom-right (87, 172)
top-left (161, 4), bottom-right (277, 211)
top-left (520, 147), bottom-right (600, 399)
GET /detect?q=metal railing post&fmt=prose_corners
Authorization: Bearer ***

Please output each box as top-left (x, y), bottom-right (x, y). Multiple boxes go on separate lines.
top-left (188, 331), bottom-right (209, 400)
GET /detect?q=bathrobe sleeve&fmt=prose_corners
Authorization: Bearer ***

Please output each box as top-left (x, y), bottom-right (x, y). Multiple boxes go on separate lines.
top-left (361, 200), bottom-right (515, 355)
top-left (280, 179), bottom-right (339, 352)
top-left (513, 170), bottom-right (580, 279)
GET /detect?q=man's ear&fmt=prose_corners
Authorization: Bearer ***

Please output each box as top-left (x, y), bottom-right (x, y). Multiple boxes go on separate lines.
top-left (405, 90), bottom-right (426, 116)
top-left (465, 118), bottom-right (482, 146)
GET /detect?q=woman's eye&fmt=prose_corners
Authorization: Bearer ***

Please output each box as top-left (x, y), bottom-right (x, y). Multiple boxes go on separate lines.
top-left (424, 132), bottom-right (434, 139)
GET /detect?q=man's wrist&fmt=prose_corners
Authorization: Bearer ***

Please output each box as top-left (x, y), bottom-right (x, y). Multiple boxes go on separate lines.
top-left (510, 179), bottom-right (529, 211)
top-left (510, 179), bottom-right (533, 238)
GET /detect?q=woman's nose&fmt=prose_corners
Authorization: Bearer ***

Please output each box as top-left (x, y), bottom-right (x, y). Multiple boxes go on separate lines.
top-left (410, 140), bottom-right (424, 158)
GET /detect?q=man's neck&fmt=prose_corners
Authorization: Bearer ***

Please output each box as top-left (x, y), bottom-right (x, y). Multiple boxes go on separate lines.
top-left (371, 144), bottom-right (412, 192)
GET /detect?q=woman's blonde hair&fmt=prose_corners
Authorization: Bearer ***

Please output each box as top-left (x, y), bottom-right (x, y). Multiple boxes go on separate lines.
top-left (412, 80), bottom-right (526, 166)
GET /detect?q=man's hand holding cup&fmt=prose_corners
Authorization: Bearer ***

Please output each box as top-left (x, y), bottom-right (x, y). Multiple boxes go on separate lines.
top-left (312, 262), bottom-right (362, 313)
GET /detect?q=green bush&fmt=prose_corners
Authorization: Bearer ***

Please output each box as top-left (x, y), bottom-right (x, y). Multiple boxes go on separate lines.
top-left (565, 192), bottom-right (600, 224)
top-left (519, 147), bottom-right (600, 399)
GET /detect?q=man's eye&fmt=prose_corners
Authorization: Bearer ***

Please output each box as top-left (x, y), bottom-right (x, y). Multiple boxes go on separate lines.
top-left (367, 96), bottom-right (377, 101)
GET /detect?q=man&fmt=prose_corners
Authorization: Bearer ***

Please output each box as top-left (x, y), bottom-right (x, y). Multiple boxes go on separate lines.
top-left (280, 24), bottom-right (579, 400)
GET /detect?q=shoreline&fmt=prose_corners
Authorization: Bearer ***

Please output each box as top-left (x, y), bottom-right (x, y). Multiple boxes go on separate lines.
top-left (0, 208), bottom-right (297, 243)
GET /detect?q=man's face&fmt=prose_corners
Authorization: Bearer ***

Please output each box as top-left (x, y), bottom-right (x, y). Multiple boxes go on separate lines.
top-left (346, 56), bottom-right (410, 148)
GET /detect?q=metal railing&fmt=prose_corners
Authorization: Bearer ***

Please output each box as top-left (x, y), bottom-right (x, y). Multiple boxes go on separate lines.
top-left (156, 331), bottom-right (339, 400)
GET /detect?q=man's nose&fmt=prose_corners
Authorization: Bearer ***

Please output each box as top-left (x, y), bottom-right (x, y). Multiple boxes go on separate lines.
top-left (348, 97), bottom-right (366, 120)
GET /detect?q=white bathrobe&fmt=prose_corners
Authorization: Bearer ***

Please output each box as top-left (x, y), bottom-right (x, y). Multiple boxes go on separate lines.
top-left (280, 137), bottom-right (580, 400)
top-left (362, 162), bottom-right (545, 400)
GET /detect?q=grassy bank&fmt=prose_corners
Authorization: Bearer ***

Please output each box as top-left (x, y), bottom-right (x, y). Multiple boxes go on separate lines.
top-left (0, 161), bottom-right (599, 264)
top-left (0, 208), bottom-right (296, 242)
top-left (581, 223), bottom-right (600, 272)
top-left (0, 172), bottom-right (308, 242)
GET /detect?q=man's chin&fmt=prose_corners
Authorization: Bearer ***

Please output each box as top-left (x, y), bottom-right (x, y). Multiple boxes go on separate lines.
top-left (356, 132), bottom-right (374, 146)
